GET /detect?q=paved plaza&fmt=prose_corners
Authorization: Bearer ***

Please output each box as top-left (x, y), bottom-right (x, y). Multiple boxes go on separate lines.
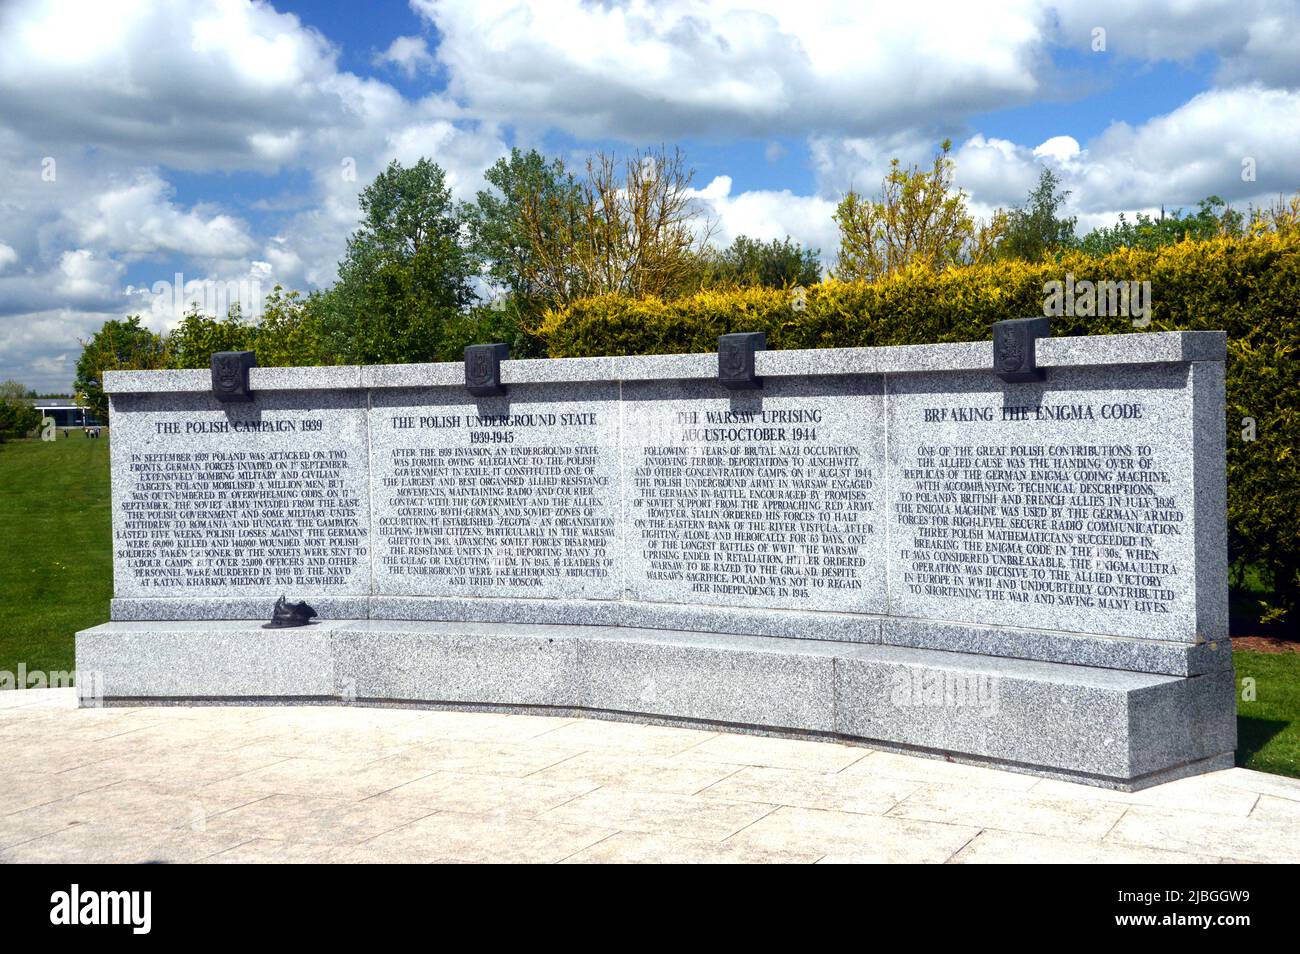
top-left (2, 688), bottom-right (1297, 864)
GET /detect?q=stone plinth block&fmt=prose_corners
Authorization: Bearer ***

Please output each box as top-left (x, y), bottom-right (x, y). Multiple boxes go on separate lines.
top-left (76, 620), bottom-right (344, 698)
top-left (76, 619), bottom-right (1236, 790)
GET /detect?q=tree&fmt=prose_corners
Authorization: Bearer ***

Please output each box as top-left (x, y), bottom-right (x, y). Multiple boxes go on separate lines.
top-left (0, 380), bottom-right (41, 443)
top-left (166, 302), bottom-right (255, 369)
top-left (833, 139), bottom-right (1005, 282)
top-left (468, 147), bottom-right (586, 356)
top-left (253, 286), bottom-right (329, 367)
top-left (490, 145), bottom-right (713, 308)
top-left (472, 149), bottom-right (583, 307)
top-left (576, 146), bottom-right (714, 300)
top-left (74, 316), bottom-right (169, 420)
top-left (339, 247), bottom-right (481, 364)
top-left (704, 235), bottom-right (822, 288)
top-left (1247, 191), bottom-right (1300, 236)
top-left (1000, 168), bottom-right (1077, 260)
top-left (322, 159), bottom-right (481, 363)
top-left (1077, 196), bottom-right (1244, 255)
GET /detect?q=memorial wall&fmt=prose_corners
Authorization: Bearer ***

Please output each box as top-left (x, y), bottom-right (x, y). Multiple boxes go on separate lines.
top-left (81, 329), bottom-right (1236, 788)
top-left (102, 331), bottom-right (1227, 657)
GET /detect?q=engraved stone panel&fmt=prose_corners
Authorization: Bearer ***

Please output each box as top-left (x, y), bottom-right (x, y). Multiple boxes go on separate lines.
top-left (622, 376), bottom-right (887, 613)
top-left (109, 390), bottom-right (371, 600)
top-left (369, 382), bottom-right (622, 600)
top-left (886, 364), bottom-right (1201, 641)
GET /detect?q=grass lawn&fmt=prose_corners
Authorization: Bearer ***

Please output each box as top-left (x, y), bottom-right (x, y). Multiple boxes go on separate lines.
top-left (1, 432), bottom-right (1298, 782)
top-left (1234, 650), bottom-right (1300, 779)
top-left (0, 435), bottom-right (111, 678)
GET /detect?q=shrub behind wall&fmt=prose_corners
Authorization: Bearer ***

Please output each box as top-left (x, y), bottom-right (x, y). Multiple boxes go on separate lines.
top-left (540, 233), bottom-right (1300, 624)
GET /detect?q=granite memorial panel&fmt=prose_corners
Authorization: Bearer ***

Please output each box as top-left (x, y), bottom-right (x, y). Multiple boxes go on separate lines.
top-left (621, 376), bottom-right (886, 614)
top-left (885, 363), bottom-right (1213, 642)
top-left (368, 382), bottom-right (621, 601)
top-left (108, 388), bottom-right (370, 604)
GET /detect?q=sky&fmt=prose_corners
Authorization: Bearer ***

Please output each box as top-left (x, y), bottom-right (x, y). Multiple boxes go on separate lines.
top-left (1, 0), bottom-right (1297, 393)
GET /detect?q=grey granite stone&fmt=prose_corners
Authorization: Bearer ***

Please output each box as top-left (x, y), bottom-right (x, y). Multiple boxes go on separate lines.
top-left (108, 389), bottom-right (372, 604)
top-left (575, 625), bottom-right (839, 732)
top-left (83, 329), bottom-right (1235, 787)
top-left (105, 368), bottom-right (210, 394)
top-left (102, 332), bottom-right (1228, 395)
top-left (616, 352), bottom-right (716, 381)
top-left (1190, 360), bottom-right (1229, 642)
top-left (832, 641), bottom-right (1234, 782)
top-left (618, 601), bottom-right (882, 643)
top-left (751, 331), bottom-right (1225, 378)
top-left (880, 617), bottom-right (1232, 676)
top-left (334, 620), bottom-right (583, 706)
top-left (369, 594), bottom-right (881, 642)
top-left (620, 375), bottom-right (887, 614)
top-left (885, 362), bottom-right (1207, 642)
top-left (249, 366), bottom-right (364, 390)
top-left (104, 365), bottom-right (364, 394)
top-left (74, 619), bottom-right (1236, 787)
top-left (1037, 329), bottom-right (1226, 367)
top-left (110, 596), bottom-right (370, 622)
top-left (359, 362), bottom-right (463, 389)
top-left (76, 620), bottom-right (346, 697)
top-left (501, 356), bottom-right (622, 384)
top-left (368, 595), bottom-right (622, 627)
top-left (368, 381), bottom-right (622, 601)
top-left (1127, 666), bottom-right (1237, 778)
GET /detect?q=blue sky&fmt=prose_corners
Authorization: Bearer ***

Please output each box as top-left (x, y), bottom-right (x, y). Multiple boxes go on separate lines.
top-left (1, 0), bottom-right (1298, 392)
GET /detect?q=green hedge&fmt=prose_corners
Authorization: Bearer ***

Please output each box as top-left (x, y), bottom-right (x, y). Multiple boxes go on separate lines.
top-left (541, 234), bottom-right (1300, 624)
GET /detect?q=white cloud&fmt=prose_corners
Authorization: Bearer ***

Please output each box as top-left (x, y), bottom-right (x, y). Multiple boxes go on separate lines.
top-left (1068, 86), bottom-right (1300, 212)
top-left (0, 0), bottom-right (510, 391)
top-left (0, 306), bottom-right (122, 394)
top-left (416, 0), bottom-right (1049, 139)
top-left (385, 120), bottom-right (508, 198)
top-left (809, 130), bottom-right (942, 198)
top-left (55, 249), bottom-right (124, 302)
top-left (811, 83), bottom-right (1300, 228)
top-left (1033, 136), bottom-right (1082, 164)
top-left (692, 175), bottom-right (838, 263)
top-left (0, 0), bottom-right (354, 172)
top-left (1, 0), bottom-right (1298, 394)
top-left (948, 136), bottom-right (1043, 210)
top-left (375, 35), bottom-right (435, 78)
top-left (65, 171), bottom-right (256, 261)
top-left (1049, 0), bottom-right (1300, 87)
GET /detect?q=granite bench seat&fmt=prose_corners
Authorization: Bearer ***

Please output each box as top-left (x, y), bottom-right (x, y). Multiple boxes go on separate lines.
top-left (76, 619), bottom-right (1235, 791)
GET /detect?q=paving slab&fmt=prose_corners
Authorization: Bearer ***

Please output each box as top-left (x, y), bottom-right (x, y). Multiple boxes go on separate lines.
top-left (729, 805), bottom-right (981, 863)
top-left (530, 752), bottom-right (742, 795)
top-left (1, 690), bottom-right (1297, 863)
top-left (359, 811), bottom-right (616, 863)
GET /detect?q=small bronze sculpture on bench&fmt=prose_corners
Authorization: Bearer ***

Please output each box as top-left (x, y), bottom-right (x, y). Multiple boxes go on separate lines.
top-left (263, 595), bottom-right (317, 629)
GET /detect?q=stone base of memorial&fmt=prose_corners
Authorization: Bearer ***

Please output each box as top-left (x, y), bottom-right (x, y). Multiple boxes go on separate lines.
top-left (77, 331), bottom-right (1236, 791)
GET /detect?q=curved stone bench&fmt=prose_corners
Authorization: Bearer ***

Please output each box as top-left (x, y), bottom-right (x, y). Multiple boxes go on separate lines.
top-left (75, 618), bottom-right (1235, 791)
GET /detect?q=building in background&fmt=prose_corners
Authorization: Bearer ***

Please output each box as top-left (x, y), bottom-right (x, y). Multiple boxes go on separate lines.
top-left (25, 398), bottom-right (104, 428)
